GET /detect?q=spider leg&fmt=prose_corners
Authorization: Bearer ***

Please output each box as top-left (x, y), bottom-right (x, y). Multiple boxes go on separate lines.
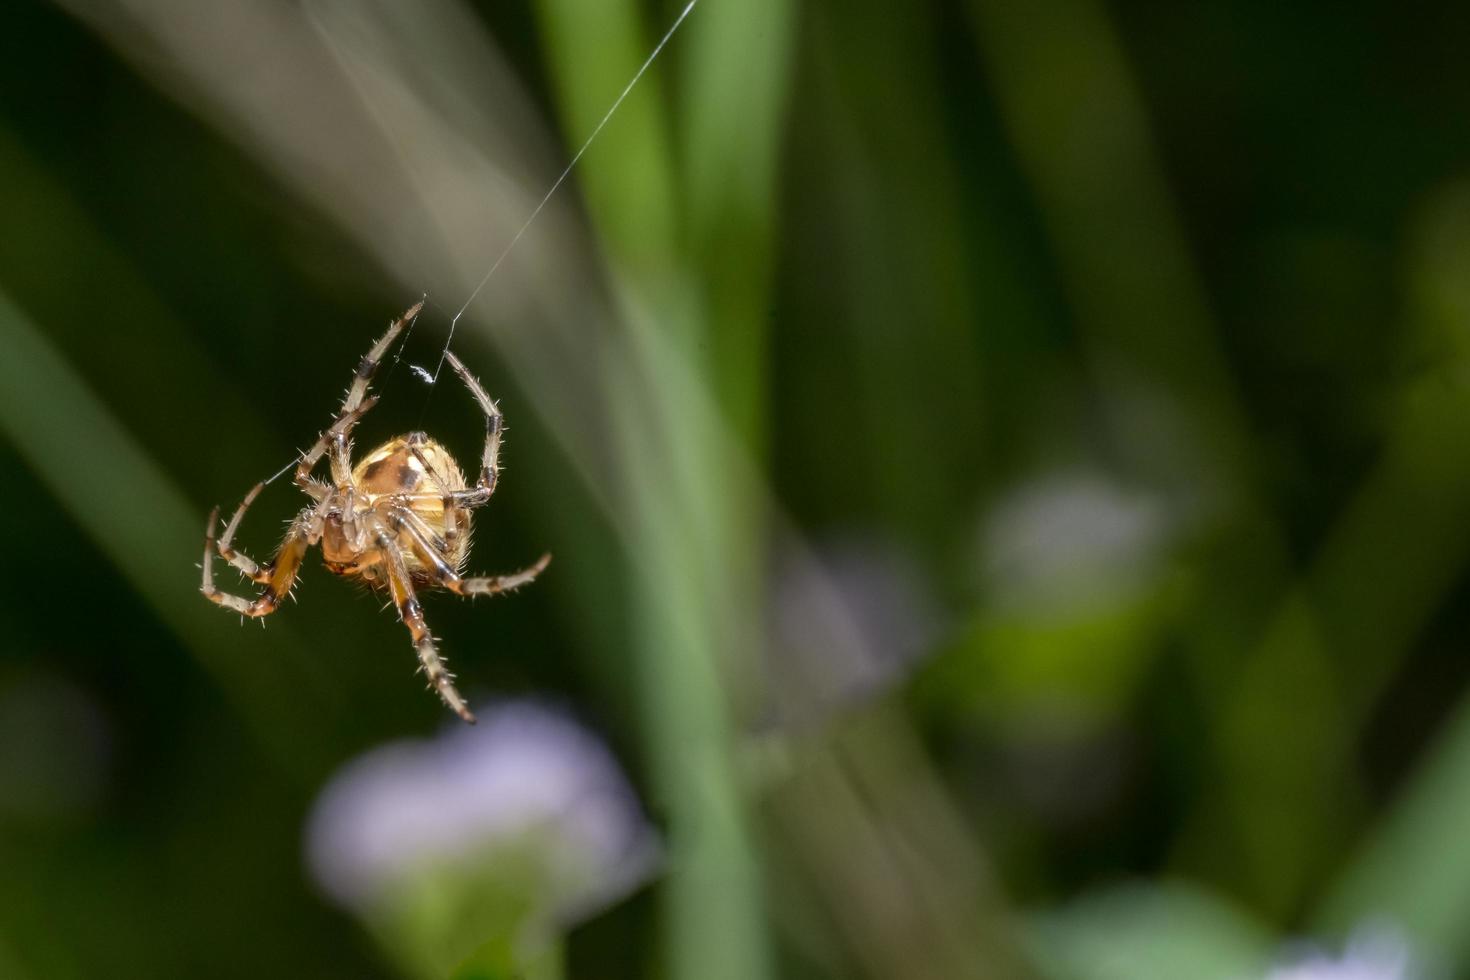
top-left (294, 395), bottom-right (379, 490)
top-left (443, 350), bottom-right (502, 499)
top-left (402, 444), bottom-right (479, 553)
top-left (328, 301), bottom-right (423, 484)
top-left (345, 301), bottom-right (421, 416)
top-left (338, 487), bottom-right (376, 555)
top-left (215, 482), bottom-right (271, 583)
top-left (202, 505), bottom-right (318, 617)
top-left (374, 517), bottom-right (476, 724)
top-left (455, 555), bottom-right (552, 597)
top-left (388, 500), bottom-right (449, 555)
top-left (392, 506), bottom-right (550, 598)
top-left (393, 490), bottom-right (493, 565)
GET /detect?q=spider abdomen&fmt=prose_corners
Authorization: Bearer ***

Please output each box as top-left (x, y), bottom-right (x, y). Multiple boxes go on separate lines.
top-left (320, 434), bottom-right (472, 587)
top-left (355, 433), bottom-right (468, 497)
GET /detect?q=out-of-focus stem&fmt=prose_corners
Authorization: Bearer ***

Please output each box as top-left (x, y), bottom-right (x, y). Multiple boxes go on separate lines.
top-left (533, 3), bottom-right (787, 979)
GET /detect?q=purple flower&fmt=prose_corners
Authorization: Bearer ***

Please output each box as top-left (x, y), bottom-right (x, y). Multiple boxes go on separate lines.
top-left (306, 700), bottom-right (657, 932)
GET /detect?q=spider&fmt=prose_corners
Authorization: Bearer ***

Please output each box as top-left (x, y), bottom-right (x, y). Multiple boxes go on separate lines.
top-left (200, 301), bottom-right (549, 723)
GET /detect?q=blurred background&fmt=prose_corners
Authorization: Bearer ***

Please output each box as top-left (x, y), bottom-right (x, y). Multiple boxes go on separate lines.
top-left (3, 0), bottom-right (1470, 977)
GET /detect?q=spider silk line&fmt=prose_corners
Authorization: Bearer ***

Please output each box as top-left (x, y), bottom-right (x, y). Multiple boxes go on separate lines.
top-left (268, 0), bottom-right (703, 487)
top-left (427, 0), bottom-right (704, 387)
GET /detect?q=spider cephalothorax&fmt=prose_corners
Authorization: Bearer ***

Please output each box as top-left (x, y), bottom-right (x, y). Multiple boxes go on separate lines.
top-left (201, 302), bottom-right (549, 722)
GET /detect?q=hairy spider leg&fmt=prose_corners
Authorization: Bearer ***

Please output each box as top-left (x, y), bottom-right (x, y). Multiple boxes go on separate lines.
top-left (202, 503), bottom-right (323, 617)
top-left (205, 369), bottom-right (382, 614)
top-left (391, 351), bottom-right (505, 560)
top-left (215, 481), bottom-right (271, 583)
top-left (444, 350), bottom-right (502, 498)
top-left (375, 519), bottom-right (475, 724)
top-left (331, 301), bottom-right (422, 485)
top-left (338, 487), bottom-right (377, 556)
top-left (391, 506), bottom-right (550, 597)
top-left (200, 301), bottom-right (546, 722)
top-left (403, 444), bottom-right (473, 556)
top-left (294, 396), bottom-right (379, 494)
top-left (212, 330), bottom-right (385, 581)
top-left (392, 489), bottom-right (450, 554)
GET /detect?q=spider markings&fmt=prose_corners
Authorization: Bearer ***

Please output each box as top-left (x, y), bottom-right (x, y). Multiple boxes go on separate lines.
top-left (200, 302), bottom-right (550, 723)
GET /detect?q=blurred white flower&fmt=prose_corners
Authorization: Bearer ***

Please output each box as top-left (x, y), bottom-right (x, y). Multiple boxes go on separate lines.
top-left (1264, 927), bottom-right (1419, 980)
top-left (306, 700), bottom-right (658, 928)
top-left (963, 467), bottom-right (1183, 736)
top-left (979, 467), bottom-right (1172, 611)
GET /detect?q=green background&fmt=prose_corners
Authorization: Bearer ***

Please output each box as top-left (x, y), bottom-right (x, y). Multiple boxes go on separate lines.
top-left (4, 1), bottom-right (1470, 977)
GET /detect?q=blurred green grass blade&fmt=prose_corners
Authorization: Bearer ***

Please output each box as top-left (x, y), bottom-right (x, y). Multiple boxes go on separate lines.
top-left (1194, 198), bottom-right (1470, 921)
top-left (533, 5), bottom-right (775, 980)
top-left (1308, 377), bottom-right (1470, 722)
top-left (1314, 194), bottom-right (1470, 965)
top-left (965, 0), bottom-right (1348, 916)
top-left (1030, 882), bottom-right (1272, 980)
top-left (0, 288), bottom-right (339, 774)
top-left (0, 125), bottom-right (278, 475)
top-left (798, 5), bottom-right (989, 546)
top-left (1318, 658), bottom-right (1470, 968)
top-left (614, 408), bottom-right (771, 980)
top-left (1312, 189), bottom-right (1470, 722)
top-left (533, 0), bottom-right (679, 286)
top-left (678, 0), bottom-right (791, 229)
top-left (1191, 593), bottom-right (1348, 914)
top-left (677, 0), bottom-right (793, 443)
top-left (966, 0), bottom-right (1247, 453)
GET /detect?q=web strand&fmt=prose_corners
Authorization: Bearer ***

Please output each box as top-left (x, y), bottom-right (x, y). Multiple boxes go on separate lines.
top-left (269, 0), bottom-right (702, 488)
top-left (429, 0), bottom-right (703, 383)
